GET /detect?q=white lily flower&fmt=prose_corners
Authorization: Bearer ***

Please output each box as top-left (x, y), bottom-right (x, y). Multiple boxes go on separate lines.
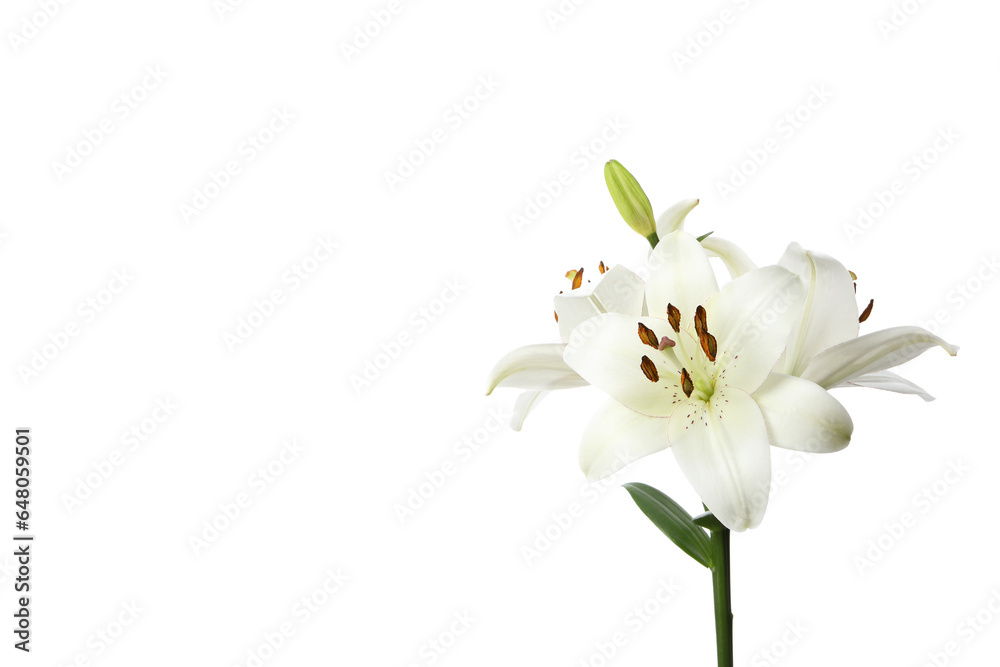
top-left (485, 263), bottom-right (645, 429)
top-left (564, 231), bottom-right (855, 532)
top-left (487, 197), bottom-right (714, 430)
top-left (777, 243), bottom-right (958, 400)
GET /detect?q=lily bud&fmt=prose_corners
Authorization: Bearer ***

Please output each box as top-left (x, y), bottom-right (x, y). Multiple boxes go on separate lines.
top-left (604, 160), bottom-right (657, 244)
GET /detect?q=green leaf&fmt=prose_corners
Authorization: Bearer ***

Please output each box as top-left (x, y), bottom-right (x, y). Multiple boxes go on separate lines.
top-left (623, 482), bottom-right (712, 568)
top-left (696, 231), bottom-right (714, 242)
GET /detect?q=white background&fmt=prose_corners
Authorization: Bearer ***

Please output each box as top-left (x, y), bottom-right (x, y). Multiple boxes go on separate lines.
top-left (1, 0), bottom-right (998, 665)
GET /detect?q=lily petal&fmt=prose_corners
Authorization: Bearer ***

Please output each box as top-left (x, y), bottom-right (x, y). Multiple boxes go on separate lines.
top-left (668, 387), bottom-right (771, 532)
top-left (779, 243), bottom-right (859, 376)
top-left (554, 265), bottom-right (645, 343)
top-left (486, 344), bottom-right (588, 394)
top-left (702, 265), bottom-right (805, 393)
top-left (655, 198), bottom-right (700, 237)
top-left (646, 231), bottom-right (719, 324)
top-left (801, 326), bottom-right (958, 390)
top-left (579, 400), bottom-right (669, 481)
top-left (701, 236), bottom-right (757, 279)
top-left (564, 314), bottom-right (684, 418)
top-left (510, 390), bottom-right (548, 431)
top-left (837, 370), bottom-right (935, 402)
top-left (753, 373), bottom-right (853, 453)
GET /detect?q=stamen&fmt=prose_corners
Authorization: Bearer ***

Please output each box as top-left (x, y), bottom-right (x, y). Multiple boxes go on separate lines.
top-left (694, 305), bottom-right (708, 337)
top-left (598, 261), bottom-right (608, 275)
top-left (859, 298), bottom-right (874, 323)
top-left (564, 267), bottom-right (584, 290)
top-left (637, 323), bottom-right (659, 349)
top-left (699, 331), bottom-right (717, 362)
top-left (640, 356), bottom-right (659, 383)
top-left (658, 336), bottom-right (676, 350)
top-left (666, 303), bottom-right (681, 333)
top-left (554, 310), bottom-right (559, 323)
top-left (680, 368), bottom-right (693, 397)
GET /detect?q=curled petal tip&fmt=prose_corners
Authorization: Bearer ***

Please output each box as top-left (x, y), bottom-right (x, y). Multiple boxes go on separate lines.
top-left (655, 198), bottom-right (700, 237)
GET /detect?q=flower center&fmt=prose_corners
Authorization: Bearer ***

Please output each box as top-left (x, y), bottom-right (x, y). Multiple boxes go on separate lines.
top-left (637, 303), bottom-right (721, 403)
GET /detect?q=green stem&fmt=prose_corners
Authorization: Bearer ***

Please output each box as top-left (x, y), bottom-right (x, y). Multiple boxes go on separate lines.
top-left (710, 527), bottom-right (733, 667)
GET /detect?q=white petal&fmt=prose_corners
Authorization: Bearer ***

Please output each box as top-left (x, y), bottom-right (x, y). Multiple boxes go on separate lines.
top-left (752, 373), bottom-right (853, 453)
top-left (554, 265), bottom-right (645, 343)
top-left (646, 230), bottom-right (719, 323)
top-left (579, 400), bottom-right (670, 480)
top-left (702, 265), bottom-right (805, 393)
top-left (655, 198), bottom-right (700, 237)
top-left (701, 236), bottom-right (757, 279)
top-left (510, 390), bottom-right (548, 431)
top-left (486, 344), bottom-right (588, 394)
top-left (837, 370), bottom-right (935, 402)
top-left (778, 243), bottom-right (859, 376)
top-left (801, 326), bottom-right (958, 390)
top-left (668, 388), bottom-right (771, 532)
top-left (564, 314), bottom-right (684, 418)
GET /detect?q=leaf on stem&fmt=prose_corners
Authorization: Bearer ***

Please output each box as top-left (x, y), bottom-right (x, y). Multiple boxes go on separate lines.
top-left (623, 482), bottom-right (713, 568)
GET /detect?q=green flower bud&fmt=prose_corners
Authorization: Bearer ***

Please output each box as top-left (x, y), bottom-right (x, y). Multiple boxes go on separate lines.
top-left (604, 160), bottom-right (657, 244)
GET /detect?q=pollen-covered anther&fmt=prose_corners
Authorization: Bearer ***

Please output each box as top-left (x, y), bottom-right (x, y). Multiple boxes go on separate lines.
top-left (658, 336), bottom-right (676, 350)
top-left (565, 268), bottom-right (584, 290)
top-left (859, 298), bottom-right (874, 323)
top-left (694, 305), bottom-right (708, 337)
top-left (666, 303), bottom-right (681, 333)
top-left (699, 330), bottom-right (717, 362)
top-left (680, 368), bottom-right (694, 397)
top-left (637, 323), bottom-right (659, 349)
top-left (554, 310), bottom-right (559, 323)
top-left (598, 261), bottom-right (608, 275)
top-left (640, 355), bottom-right (659, 383)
